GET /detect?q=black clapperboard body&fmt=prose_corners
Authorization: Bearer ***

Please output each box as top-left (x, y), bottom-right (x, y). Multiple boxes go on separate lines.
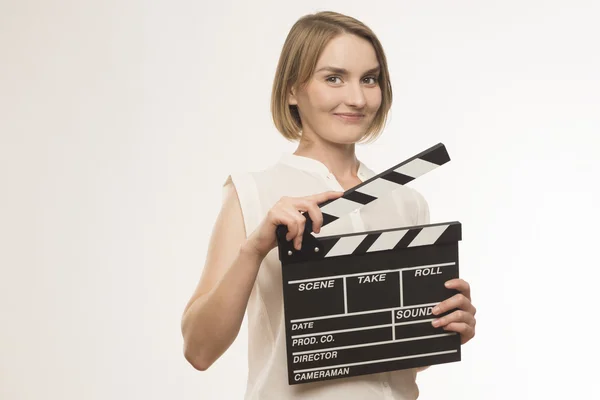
top-left (275, 143), bottom-right (462, 385)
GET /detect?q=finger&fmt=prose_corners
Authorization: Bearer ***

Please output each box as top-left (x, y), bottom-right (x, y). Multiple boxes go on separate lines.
top-left (294, 196), bottom-right (331, 233)
top-left (283, 209), bottom-right (305, 250)
top-left (302, 201), bottom-right (323, 233)
top-left (432, 310), bottom-right (476, 328)
top-left (307, 190), bottom-right (344, 204)
top-left (444, 278), bottom-right (471, 301)
top-left (291, 199), bottom-right (311, 215)
top-left (280, 212), bottom-right (299, 242)
top-left (442, 322), bottom-right (475, 344)
top-left (432, 293), bottom-right (475, 316)
top-left (275, 205), bottom-right (300, 242)
top-left (292, 212), bottom-right (306, 250)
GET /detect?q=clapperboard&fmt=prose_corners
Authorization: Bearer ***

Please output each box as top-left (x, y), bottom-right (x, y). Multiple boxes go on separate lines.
top-left (275, 143), bottom-right (462, 385)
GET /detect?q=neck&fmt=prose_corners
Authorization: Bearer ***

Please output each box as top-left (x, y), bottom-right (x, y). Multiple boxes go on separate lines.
top-left (293, 136), bottom-right (360, 181)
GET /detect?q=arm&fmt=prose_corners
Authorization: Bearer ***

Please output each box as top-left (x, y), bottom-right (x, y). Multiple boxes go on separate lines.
top-left (181, 180), bottom-right (262, 371)
top-left (180, 182), bottom-right (344, 371)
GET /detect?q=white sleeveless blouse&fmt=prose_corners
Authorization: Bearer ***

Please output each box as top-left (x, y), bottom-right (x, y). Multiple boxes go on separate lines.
top-left (228, 153), bottom-right (431, 400)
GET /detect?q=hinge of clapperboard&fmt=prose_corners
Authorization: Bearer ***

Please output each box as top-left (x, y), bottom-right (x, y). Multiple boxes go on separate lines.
top-left (275, 143), bottom-right (462, 263)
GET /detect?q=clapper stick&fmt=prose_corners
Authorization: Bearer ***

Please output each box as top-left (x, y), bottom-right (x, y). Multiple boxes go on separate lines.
top-left (317, 142), bottom-right (451, 227)
top-left (275, 142), bottom-right (452, 260)
top-left (275, 143), bottom-right (462, 385)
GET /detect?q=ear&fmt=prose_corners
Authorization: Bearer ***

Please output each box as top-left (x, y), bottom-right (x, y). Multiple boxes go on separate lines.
top-left (288, 86), bottom-right (298, 106)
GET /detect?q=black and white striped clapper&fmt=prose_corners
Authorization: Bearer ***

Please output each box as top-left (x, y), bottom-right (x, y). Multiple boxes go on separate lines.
top-left (275, 143), bottom-right (463, 385)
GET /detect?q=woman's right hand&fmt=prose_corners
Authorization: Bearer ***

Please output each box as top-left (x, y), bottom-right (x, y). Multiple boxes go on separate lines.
top-left (244, 191), bottom-right (344, 259)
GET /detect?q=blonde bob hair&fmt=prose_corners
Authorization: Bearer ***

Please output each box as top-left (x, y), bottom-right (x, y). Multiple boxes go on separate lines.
top-left (271, 11), bottom-right (392, 143)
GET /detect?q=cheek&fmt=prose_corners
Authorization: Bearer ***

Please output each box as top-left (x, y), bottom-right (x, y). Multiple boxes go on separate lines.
top-left (306, 85), bottom-right (339, 111)
top-left (368, 88), bottom-right (383, 111)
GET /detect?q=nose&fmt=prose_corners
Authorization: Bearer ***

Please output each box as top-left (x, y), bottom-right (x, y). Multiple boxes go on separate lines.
top-left (344, 82), bottom-right (367, 108)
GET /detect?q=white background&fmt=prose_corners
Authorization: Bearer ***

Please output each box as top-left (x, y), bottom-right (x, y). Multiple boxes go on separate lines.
top-left (1, 0), bottom-right (599, 399)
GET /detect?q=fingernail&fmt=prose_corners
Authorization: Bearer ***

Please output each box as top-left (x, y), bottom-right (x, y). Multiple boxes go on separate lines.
top-left (432, 306), bottom-right (440, 314)
top-left (432, 319), bottom-right (440, 327)
top-left (444, 281), bottom-right (451, 288)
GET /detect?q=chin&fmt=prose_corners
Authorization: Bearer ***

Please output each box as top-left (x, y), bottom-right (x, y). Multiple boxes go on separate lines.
top-left (331, 124), bottom-right (370, 144)
top-left (324, 131), bottom-right (366, 145)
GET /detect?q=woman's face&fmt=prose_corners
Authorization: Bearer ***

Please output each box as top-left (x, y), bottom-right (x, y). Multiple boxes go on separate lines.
top-left (289, 33), bottom-right (382, 145)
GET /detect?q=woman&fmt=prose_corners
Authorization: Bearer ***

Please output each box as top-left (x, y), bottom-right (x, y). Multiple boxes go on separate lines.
top-left (181, 11), bottom-right (476, 399)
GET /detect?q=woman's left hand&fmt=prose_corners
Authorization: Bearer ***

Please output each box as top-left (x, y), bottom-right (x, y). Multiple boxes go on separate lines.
top-left (431, 278), bottom-right (476, 345)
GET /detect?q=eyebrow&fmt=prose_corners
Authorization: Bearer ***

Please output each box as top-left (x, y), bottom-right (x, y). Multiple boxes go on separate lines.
top-left (315, 66), bottom-right (381, 75)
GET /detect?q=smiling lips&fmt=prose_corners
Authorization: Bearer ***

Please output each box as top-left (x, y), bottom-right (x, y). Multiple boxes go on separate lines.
top-left (333, 113), bottom-right (365, 123)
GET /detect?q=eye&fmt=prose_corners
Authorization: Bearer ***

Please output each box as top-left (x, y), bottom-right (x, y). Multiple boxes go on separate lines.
top-left (325, 76), bottom-right (342, 84)
top-left (362, 76), bottom-right (378, 85)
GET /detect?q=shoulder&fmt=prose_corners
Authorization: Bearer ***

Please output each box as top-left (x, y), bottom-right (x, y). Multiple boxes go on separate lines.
top-left (220, 159), bottom-right (293, 233)
top-left (401, 186), bottom-right (430, 225)
top-left (223, 156), bottom-right (318, 201)
top-left (359, 160), bottom-right (430, 225)
top-left (221, 164), bottom-right (283, 199)
top-left (223, 155), bottom-right (292, 187)
top-left (379, 184), bottom-right (430, 226)
top-left (406, 186), bottom-right (429, 209)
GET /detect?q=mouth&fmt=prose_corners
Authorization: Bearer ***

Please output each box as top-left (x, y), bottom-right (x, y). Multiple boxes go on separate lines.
top-left (333, 113), bottom-right (365, 123)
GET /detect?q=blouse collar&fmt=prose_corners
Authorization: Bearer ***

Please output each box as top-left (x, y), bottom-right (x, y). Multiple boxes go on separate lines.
top-left (279, 153), bottom-right (374, 181)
